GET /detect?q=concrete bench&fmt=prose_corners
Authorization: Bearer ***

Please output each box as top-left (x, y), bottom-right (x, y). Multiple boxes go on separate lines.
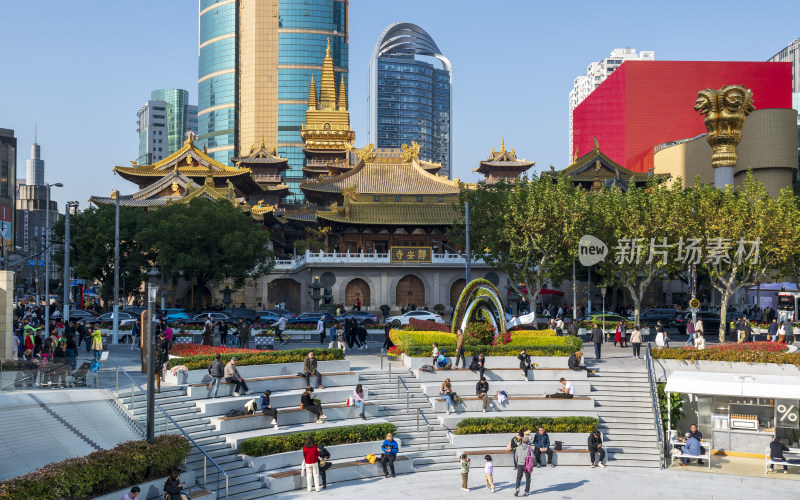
top-left (193, 388), bottom-right (356, 417)
top-left (212, 402), bottom-right (379, 433)
top-left (764, 446), bottom-right (800, 474)
top-left (167, 359), bottom-right (351, 385)
top-left (413, 367), bottom-right (587, 382)
top-left (462, 448), bottom-right (597, 467)
top-left (403, 355), bottom-right (569, 370)
top-left (264, 456), bottom-right (412, 494)
top-left (431, 396), bottom-right (594, 413)
top-left (420, 381), bottom-right (591, 397)
top-left (436, 411), bottom-right (599, 429)
top-left (244, 440), bottom-right (391, 472)
top-left (186, 371), bottom-right (359, 398)
top-left (450, 432), bottom-right (588, 449)
top-left (223, 418), bottom-right (393, 449)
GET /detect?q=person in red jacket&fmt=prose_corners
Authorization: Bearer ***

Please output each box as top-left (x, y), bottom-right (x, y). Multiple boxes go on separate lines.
top-left (302, 437), bottom-right (321, 492)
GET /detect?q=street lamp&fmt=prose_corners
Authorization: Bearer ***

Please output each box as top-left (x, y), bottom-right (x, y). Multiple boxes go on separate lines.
top-left (62, 201), bottom-right (79, 323)
top-left (112, 190), bottom-right (121, 345)
top-left (601, 287), bottom-right (607, 337)
top-left (146, 268), bottom-right (159, 445)
top-left (44, 182), bottom-right (63, 332)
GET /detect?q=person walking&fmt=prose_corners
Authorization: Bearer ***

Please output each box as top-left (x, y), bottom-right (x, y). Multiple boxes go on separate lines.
top-left (90, 323), bottom-right (103, 361)
top-left (202, 315), bottom-right (214, 346)
top-left (219, 321), bottom-right (228, 346)
top-left (483, 454), bottom-right (495, 493)
top-left (316, 317), bottom-right (326, 344)
top-left (476, 377), bottom-right (490, 412)
top-left (381, 323), bottom-right (393, 354)
top-left (208, 353), bottom-right (224, 398)
top-left (630, 326), bottom-right (643, 359)
top-left (777, 321), bottom-right (787, 343)
top-left (130, 319), bottom-right (140, 350)
top-left (352, 383), bottom-right (367, 419)
top-left (300, 387), bottom-right (326, 423)
top-left (614, 321), bottom-right (624, 347)
top-left (767, 318), bottom-right (778, 341)
top-left (154, 332), bottom-right (170, 394)
top-left (260, 390), bottom-right (278, 430)
top-left (318, 442), bottom-right (332, 488)
top-left (302, 437), bottom-right (322, 492)
top-left (239, 319), bottom-right (251, 348)
top-left (588, 430), bottom-right (606, 468)
top-left (336, 323), bottom-right (346, 352)
top-left (568, 319), bottom-right (579, 337)
top-left (303, 351), bottom-right (323, 389)
top-left (459, 453), bottom-right (471, 492)
top-left (275, 315), bottom-right (287, 343)
top-left (440, 378), bottom-right (455, 414)
top-left (357, 323), bottom-right (368, 350)
top-left (65, 334), bottom-right (77, 371)
top-left (655, 320), bottom-right (668, 349)
top-left (684, 317), bottom-right (696, 346)
top-left (743, 317), bottom-right (752, 343)
top-left (518, 349), bottom-right (532, 379)
top-left (590, 324), bottom-right (603, 359)
top-left (224, 357), bottom-right (249, 397)
top-left (513, 436), bottom-right (532, 497)
top-left (380, 433), bottom-right (399, 478)
top-left (454, 328), bottom-right (466, 368)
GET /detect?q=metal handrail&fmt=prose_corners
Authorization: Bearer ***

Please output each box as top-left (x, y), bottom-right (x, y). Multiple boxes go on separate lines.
top-left (109, 361), bottom-right (230, 498)
top-left (645, 345), bottom-right (666, 469)
top-left (415, 408), bottom-right (432, 450)
top-left (397, 375), bottom-right (411, 415)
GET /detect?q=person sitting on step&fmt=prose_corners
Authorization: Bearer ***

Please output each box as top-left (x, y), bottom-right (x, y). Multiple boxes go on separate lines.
top-left (300, 387), bottom-right (327, 424)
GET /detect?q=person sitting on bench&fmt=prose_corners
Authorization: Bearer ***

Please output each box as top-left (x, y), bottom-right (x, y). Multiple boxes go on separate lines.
top-left (469, 353), bottom-right (486, 379)
top-left (568, 351), bottom-right (595, 374)
top-left (436, 350), bottom-right (452, 370)
top-left (475, 377), bottom-right (490, 412)
top-left (546, 378), bottom-right (575, 398)
top-left (260, 389), bottom-right (278, 430)
top-left (303, 351), bottom-right (323, 389)
top-left (532, 426), bottom-right (554, 467)
top-left (224, 357), bottom-right (250, 397)
top-left (518, 349), bottom-right (532, 379)
top-left (768, 437), bottom-right (790, 473)
top-left (680, 432), bottom-right (700, 465)
top-left (380, 432), bottom-right (399, 478)
top-left (300, 387), bottom-right (327, 424)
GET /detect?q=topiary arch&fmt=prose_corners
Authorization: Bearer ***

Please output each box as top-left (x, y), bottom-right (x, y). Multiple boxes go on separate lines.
top-left (451, 278), bottom-right (507, 335)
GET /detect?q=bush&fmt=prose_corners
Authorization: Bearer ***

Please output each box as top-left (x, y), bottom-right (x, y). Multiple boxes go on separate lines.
top-left (510, 329), bottom-right (557, 337)
top-left (167, 348), bottom-right (345, 370)
top-left (392, 328), bottom-right (582, 357)
top-left (389, 329), bottom-right (457, 352)
top-left (465, 322), bottom-right (496, 345)
top-left (0, 435), bottom-right (190, 500)
top-left (652, 341), bottom-right (800, 366)
top-left (455, 416), bottom-right (598, 435)
top-left (408, 317), bottom-right (451, 333)
top-left (240, 423), bottom-right (396, 457)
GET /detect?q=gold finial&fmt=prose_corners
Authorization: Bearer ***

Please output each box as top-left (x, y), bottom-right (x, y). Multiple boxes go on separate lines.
top-left (129, 160), bottom-right (138, 166)
top-left (500, 138), bottom-right (506, 153)
top-left (573, 147), bottom-right (579, 163)
top-left (401, 141), bottom-right (421, 163)
top-left (593, 136), bottom-right (599, 151)
top-left (694, 85), bottom-right (755, 169)
top-left (319, 42), bottom-right (337, 110)
top-left (204, 176), bottom-right (214, 187)
top-left (110, 190), bottom-right (119, 200)
top-left (357, 144), bottom-right (376, 163)
top-left (337, 75), bottom-right (348, 111)
top-left (326, 37), bottom-right (331, 57)
top-left (171, 180), bottom-right (179, 193)
top-left (591, 160), bottom-right (602, 192)
top-left (184, 130), bottom-right (197, 146)
top-left (203, 142), bottom-right (208, 154)
top-left (260, 138), bottom-right (265, 149)
top-left (308, 76), bottom-right (318, 110)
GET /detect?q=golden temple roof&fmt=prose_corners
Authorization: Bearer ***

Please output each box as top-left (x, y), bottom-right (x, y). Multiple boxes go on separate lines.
top-left (316, 200), bottom-right (460, 226)
top-left (231, 141), bottom-right (288, 168)
top-left (474, 139), bottom-right (535, 174)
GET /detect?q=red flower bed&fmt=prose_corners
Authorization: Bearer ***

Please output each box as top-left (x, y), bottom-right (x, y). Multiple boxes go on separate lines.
top-left (653, 340), bottom-right (800, 366)
top-left (169, 343), bottom-right (265, 357)
top-left (408, 317), bottom-right (451, 333)
top-left (682, 341), bottom-right (788, 353)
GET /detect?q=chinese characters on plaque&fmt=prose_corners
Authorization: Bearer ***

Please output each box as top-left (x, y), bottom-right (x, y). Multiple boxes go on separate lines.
top-left (390, 246), bottom-right (433, 263)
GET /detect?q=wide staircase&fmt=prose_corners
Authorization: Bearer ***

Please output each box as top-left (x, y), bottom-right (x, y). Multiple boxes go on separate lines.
top-left (588, 367), bottom-right (662, 468)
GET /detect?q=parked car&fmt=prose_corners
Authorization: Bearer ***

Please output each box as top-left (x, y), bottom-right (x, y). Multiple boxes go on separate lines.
top-left (260, 309), bottom-right (297, 319)
top-left (96, 311), bottom-right (138, 327)
top-left (631, 308), bottom-right (684, 329)
top-left (582, 312), bottom-right (629, 326)
top-left (335, 311), bottom-right (380, 325)
top-left (258, 312), bottom-right (282, 325)
top-left (287, 312), bottom-right (334, 326)
top-left (66, 309), bottom-right (98, 322)
top-left (159, 308), bottom-right (190, 322)
top-left (386, 310), bottom-right (444, 326)
top-left (224, 308), bottom-right (259, 322)
top-left (186, 312), bottom-right (237, 324)
top-left (123, 306), bottom-right (147, 315)
top-left (678, 311), bottom-right (722, 335)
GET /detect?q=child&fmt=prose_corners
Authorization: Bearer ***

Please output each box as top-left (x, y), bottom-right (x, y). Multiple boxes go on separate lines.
top-left (484, 454), bottom-right (495, 492)
top-left (460, 453), bottom-right (470, 492)
top-left (431, 343), bottom-right (439, 365)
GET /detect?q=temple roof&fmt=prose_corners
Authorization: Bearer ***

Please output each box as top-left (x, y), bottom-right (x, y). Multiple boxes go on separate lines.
top-left (231, 142), bottom-right (289, 170)
top-left (316, 200), bottom-right (460, 226)
top-left (560, 138), bottom-right (668, 182)
top-left (474, 139), bottom-right (535, 175)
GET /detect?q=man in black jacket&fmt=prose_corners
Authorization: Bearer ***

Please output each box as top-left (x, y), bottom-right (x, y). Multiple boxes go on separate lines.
top-left (475, 377), bottom-right (490, 412)
top-left (469, 354), bottom-right (486, 379)
top-left (768, 319), bottom-right (779, 341)
top-left (588, 431), bottom-right (605, 468)
top-left (518, 349), bottom-right (532, 379)
top-left (768, 437), bottom-right (790, 473)
top-left (568, 320), bottom-right (579, 337)
top-left (318, 443), bottom-right (332, 487)
top-left (590, 325), bottom-right (603, 359)
top-left (533, 426), bottom-right (553, 467)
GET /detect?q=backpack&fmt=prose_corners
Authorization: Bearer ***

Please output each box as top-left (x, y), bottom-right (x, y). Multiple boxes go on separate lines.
top-left (225, 409), bottom-right (246, 417)
top-left (497, 390), bottom-right (508, 404)
top-left (523, 447), bottom-right (535, 473)
top-left (420, 365), bottom-right (436, 373)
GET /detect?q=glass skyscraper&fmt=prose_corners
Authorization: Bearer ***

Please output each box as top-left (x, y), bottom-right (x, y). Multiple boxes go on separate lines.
top-left (369, 23), bottom-right (452, 178)
top-left (138, 89), bottom-right (198, 164)
top-left (198, 0), bottom-right (348, 202)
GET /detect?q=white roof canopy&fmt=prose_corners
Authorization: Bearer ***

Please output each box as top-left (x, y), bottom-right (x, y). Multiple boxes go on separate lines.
top-left (665, 371), bottom-right (800, 400)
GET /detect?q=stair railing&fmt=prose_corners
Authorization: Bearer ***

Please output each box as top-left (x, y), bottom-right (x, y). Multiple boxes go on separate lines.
top-left (397, 375), bottom-right (411, 415)
top-left (108, 360), bottom-right (230, 498)
top-left (416, 408), bottom-right (432, 450)
top-left (645, 344), bottom-right (666, 469)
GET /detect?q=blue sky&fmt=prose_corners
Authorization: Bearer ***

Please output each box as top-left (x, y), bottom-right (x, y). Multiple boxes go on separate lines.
top-left (1, 0), bottom-right (797, 208)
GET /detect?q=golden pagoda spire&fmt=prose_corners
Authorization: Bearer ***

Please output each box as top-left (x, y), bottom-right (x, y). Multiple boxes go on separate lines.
top-left (500, 138), bottom-right (506, 153)
top-left (319, 38), bottom-right (337, 110)
top-left (337, 75), bottom-right (347, 111)
top-left (308, 76), bottom-right (318, 110)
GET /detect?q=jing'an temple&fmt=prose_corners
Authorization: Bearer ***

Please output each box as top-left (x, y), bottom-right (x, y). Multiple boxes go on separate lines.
top-left (91, 43), bottom-right (546, 313)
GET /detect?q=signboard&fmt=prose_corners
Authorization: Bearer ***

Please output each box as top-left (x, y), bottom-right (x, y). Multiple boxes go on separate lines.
top-left (69, 279), bottom-right (86, 287)
top-left (23, 211), bottom-right (29, 252)
top-left (0, 221), bottom-right (9, 239)
top-left (689, 298), bottom-right (700, 310)
top-left (390, 246), bottom-right (432, 263)
top-left (775, 400), bottom-right (799, 429)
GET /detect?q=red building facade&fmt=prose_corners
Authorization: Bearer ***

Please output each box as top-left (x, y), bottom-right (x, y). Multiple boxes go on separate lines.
top-left (572, 61), bottom-right (793, 172)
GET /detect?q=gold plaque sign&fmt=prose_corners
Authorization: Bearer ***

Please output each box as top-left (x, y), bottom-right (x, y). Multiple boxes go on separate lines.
top-left (390, 246), bottom-right (432, 263)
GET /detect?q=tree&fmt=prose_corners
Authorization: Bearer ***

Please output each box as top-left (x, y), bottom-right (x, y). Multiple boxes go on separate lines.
top-left (52, 204), bottom-right (150, 311)
top-left (139, 197), bottom-right (274, 311)
top-left (589, 179), bottom-right (689, 327)
top-left (457, 174), bottom-right (588, 319)
top-left (687, 174), bottom-right (790, 342)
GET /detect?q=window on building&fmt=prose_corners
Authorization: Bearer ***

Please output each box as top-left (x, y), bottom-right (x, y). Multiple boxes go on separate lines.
top-left (437, 196), bottom-right (444, 203)
top-left (395, 195), bottom-right (402, 202)
top-left (416, 196), bottom-right (423, 202)
top-left (0, 160), bottom-right (7, 198)
top-left (373, 195), bottom-right (380, 202)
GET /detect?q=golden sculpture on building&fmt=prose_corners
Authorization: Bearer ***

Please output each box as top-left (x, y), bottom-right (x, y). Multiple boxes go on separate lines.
top-left (401, 141), bottom-right (421, 163)
top-left (694, 85), bottom-right (755, 168)
top-left (357, 143), bottom-right (376, 163)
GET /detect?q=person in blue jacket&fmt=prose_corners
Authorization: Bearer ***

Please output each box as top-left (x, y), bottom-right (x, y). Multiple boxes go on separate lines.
top-left (380, 432), bottom-right (399, 478)
top-left (533, 426), bottom-right (553, 467)
top-left (681, 432), bottom-right (701, 465)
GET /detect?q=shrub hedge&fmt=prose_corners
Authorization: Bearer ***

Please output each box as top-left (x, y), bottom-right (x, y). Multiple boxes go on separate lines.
top-left (390, 329), bottom-right (582, 357)
top-left (389, 330), bottom-right (457, 352)
top-left (511, 329), bottom-right (558, 337)
top-left (455, 416), bottom-right (598, 435)
top-left (240, 423), bottom-right (396, 457)
top-left (652, 342), bottom-right (800, 366)
top-left (407, 317), bottom-right (451, 332)
top-left (167, 348), bottom-right (345, 370)
top-left (0, 435), bottom-right (190, 500)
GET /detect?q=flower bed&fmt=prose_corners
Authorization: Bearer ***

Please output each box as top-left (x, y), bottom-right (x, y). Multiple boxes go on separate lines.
top-left (166, 347), bottom-right (345, 370)
top-left (455, 416), bottom-right (598, 435)
top-left (240, 423), bottom-right (395, 457)
top-left (169, 343), bottom-right (264, 357)
top-left (652, 341), bottom-right (800, 366)
top-left (0, 435), bottom-right (189, 500)
top-left (406, 317), bottom-right (451, 332)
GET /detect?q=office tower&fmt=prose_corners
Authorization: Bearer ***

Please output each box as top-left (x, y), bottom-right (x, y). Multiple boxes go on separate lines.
top-left (198, 0), bottom-right (349, 202)
top-left (0, 129), bottom-right (15, 249)
top-left (769, 38), bottom-right (800, 92)
top-left (137, 89), bottom-right (197, 164)
top-left (369, 23), bottom-right (452, 178)
top-left (568, 48), bottom-right (654, 159)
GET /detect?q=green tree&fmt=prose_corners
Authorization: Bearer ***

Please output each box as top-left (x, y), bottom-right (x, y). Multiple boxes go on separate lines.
top-left (457, 174), bottom-right (588, 319)
top-left (52, 204), bottom-right (150, 311)
top-left (139, 197), bottom-right (274, 310)
top-left (589, 179), bottom-right (689, 327)
top-left (687, 174), bottom-right (790, 342)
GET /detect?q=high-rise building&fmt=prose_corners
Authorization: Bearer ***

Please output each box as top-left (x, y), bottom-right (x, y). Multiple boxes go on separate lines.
top-left (198, 0), bottom-right (349, 202)
top-left (769, 38), bottom-right (800, 92)
top-left (0, 129), bottom-right (15, 250)
top-left (26, 140), bottom-right (44, 186)
top-left (568, 48), bottom-right (654, 159)
top-left (369, 23), bottom-right (452, 178)
top-left (137, 89), bottom-right (197, 164)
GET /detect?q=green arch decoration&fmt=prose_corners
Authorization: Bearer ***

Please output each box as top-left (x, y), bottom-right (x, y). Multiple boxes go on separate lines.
top-left (451, 278), bottom-right (507, 334)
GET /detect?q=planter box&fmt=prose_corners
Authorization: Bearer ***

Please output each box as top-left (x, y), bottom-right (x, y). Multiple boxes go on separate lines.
top-left (403, 355), bottom-right (568, 370)
top-left (244, 440), bottom-right (387, 472)
top-left (653, 358), bottom-right (800, 382)
top-left (92, 471), bottom-right (196, 500)
top-left (164, 359), bottom-right (351, 385)
top-left (420, 380), bottom-right (591, 397)
top-left (450, 432), bottom-right (588, 449)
